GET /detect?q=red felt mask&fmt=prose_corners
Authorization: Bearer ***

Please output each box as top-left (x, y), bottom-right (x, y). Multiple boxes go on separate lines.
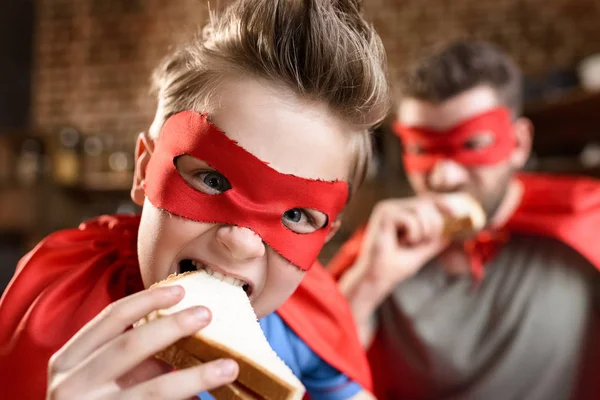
top-left (393, 107), bottom-right (516, 173)
top-left (145, 111), bottom-right (349, 270)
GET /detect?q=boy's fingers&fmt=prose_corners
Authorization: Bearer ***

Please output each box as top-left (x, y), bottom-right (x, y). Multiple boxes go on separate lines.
top-left (116, 357), bottom-right (173, 389)
top-left (70, 306), bottom-right (212, 389)
top-left (118, 359), bottom-right (239, 400)
top-left (50, 286), bottom-right (184, 373)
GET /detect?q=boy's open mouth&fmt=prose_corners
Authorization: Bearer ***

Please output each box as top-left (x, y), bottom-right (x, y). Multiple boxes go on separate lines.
top-left (178, 259), bottom-right (253, 297)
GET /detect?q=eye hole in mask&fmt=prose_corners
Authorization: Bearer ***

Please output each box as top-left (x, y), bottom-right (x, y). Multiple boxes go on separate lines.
top-left (404, 143), bottom-right (427, 155)
top-left (282, 208), bottom-right (329, 234)
top-left (175, 155), bottom-right (328, 234)
top-left (463, 132), bottom-right (496, 151)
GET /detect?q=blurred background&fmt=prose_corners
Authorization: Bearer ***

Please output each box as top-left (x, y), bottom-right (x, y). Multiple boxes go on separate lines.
top-left (2, 0), bottom-right (600, 292)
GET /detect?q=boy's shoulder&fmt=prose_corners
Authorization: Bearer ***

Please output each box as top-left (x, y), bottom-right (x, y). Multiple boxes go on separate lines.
top-left (277, 263), bottom-right (373, 392)
top-left (78, 213), bottom-right (142, 232)
top-left (3, 214), bottom-right (144, 328)
top-left (260, 312), bottom-right (310, 377)
top-left (15, 213), bottom-right (141, 276)
top-left (21, 214), bottom-right (139, 268)
top-left (0, 214), bottom-right (144, 399)
top-left (261, 312), bottom-right (364, 400)
top-left (58, 214), bottom-right (140, 244)
top-left (23, 214), bottom-right (141, 262)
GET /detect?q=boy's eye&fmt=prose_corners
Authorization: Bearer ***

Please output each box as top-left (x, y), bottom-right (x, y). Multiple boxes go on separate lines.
top-left (200, 171), bottom-right (231, 193)
top-left (176, 155), bottom-right (232, 195)
top-left (188, 170), bottom-right (231, 195)
top-left (284, 209), bottom-right (302, 223)
top-left (282, 208), bottom-right (328, 234)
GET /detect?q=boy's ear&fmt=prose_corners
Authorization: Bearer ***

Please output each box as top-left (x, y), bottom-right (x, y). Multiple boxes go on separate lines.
top-left (325, 218), bottom-right (343, 243)
top-left (130, 132), bottom-right (155, 206)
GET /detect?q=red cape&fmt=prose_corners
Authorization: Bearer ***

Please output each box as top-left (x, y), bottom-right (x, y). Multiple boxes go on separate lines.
top-left (0, 215), bottom-right (371, 399)
top-left (327, 173), bottom-right (600, 399)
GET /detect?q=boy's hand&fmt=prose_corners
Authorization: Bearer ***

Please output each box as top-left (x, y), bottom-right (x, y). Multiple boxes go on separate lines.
top-left (47, 286), bottom-right (238, 400)
top-left (339, 196), bottom-right (451, 343)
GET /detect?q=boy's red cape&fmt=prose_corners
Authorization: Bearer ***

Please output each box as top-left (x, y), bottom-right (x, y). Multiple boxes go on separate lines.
top-left (0, 217), bottom-right (372, 398)
top-left (327, 173), bottom-right (600, 399)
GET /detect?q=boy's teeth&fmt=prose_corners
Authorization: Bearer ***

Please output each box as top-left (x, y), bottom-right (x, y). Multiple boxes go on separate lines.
top-left (189, 261), bottom-right (245, 288)
top-left (223, 276), bottom-right (245, 287)
top-left (191, 260), bottom-right (204, 270)
top-left (222, 276), bottom-right (236, 285)
top-left (211, 270), bottom-right (225, 280)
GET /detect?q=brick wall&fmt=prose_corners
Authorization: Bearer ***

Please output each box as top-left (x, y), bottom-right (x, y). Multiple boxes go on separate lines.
top-left (32, 0), bottom-right (600, 138)
top-left (32, 0), bottom-right (210, 138)
top-left (364, 0), bottom-right (600, 82)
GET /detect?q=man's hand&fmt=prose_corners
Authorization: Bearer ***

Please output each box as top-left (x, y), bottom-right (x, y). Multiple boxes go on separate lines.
top-left (339, 196), bottom-right (452, 345)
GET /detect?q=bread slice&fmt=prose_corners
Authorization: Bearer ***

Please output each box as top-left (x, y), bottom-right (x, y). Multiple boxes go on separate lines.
top-left (440, 193), bottom-right (486, 239)
top-left (141, 271), bottom-right (306, 400)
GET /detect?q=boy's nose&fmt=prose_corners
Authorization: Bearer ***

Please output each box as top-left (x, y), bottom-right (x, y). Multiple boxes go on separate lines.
top-left (215, 225), bottom-right (266, 261)
top-left (427, 159), bottom-right (469, 192)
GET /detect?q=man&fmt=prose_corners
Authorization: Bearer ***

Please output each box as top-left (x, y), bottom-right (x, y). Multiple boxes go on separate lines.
top-left (329, 41), bottom-right (600, 400)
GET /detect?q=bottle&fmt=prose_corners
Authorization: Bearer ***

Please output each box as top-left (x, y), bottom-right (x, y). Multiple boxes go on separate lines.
top-left (82, 135), bottom-right (104, 186)
top-left (54, 127), bottom-right (81, 186)
top-left (16, 136), bottom-right (44, 186)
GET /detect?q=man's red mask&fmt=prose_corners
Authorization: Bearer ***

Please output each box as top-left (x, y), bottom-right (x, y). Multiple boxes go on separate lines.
top-left (145, 111), bottom-right (349, 270)
top-left (393, 107), bottom-right (516, 173)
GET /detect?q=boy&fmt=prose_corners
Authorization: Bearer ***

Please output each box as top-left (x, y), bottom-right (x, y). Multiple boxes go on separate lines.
top-left (0, 1), bottom-right (390, 399)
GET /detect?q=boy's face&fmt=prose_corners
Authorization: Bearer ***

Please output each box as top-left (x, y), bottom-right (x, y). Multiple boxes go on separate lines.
top-left (395, 86), bottom-right (533, 218)
top-left (131, 79), bottom-right (354, 318)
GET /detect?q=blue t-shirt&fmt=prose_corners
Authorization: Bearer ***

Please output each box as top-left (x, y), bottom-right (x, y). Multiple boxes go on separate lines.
top-left (198, 312), bottom-right (362, 400)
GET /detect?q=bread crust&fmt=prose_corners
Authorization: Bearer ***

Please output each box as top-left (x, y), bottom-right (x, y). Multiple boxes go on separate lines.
top-left (155, 344), bottom-right (259, 400)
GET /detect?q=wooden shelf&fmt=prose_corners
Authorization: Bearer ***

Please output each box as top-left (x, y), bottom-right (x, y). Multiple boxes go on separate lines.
top-left (524, 89), bottom-right (600, 157)
top-left (0, 186), bottom-right (39, 233)
top-left (72, 172), bottom-right (133, 192)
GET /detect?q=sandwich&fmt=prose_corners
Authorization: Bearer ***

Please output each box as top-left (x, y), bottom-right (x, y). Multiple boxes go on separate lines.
top-left (138, 270), bottom-right (306, 400)
top-left (440, 192), bottom-right (486, 239)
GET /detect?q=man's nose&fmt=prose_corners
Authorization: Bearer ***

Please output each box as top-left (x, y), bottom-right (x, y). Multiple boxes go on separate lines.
top-left (427, 159), bottom-right (469, 192)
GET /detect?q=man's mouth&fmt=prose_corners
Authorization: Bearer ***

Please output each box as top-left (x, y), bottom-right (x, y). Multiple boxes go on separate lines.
top-left (178, 259), bottom-right (253, 296)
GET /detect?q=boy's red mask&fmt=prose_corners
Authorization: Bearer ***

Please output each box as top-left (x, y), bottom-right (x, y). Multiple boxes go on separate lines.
top-left (145, 111), bottom-right (349, 270)
top-left (393, 107), bottom-right (516, 173)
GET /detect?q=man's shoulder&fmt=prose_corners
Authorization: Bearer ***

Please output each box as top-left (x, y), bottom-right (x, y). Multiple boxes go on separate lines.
top-left (508, 234), bottom-right (594, 268)
top-left (517, 173), bottom-right (600, 213)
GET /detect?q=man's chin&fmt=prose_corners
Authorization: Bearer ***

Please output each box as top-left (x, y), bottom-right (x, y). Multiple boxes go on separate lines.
top-left (481, 189), bottom-right (511, 224)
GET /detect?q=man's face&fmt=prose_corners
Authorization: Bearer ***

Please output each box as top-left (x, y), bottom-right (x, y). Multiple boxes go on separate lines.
top-left (396, 86), bottom-right (532, 217)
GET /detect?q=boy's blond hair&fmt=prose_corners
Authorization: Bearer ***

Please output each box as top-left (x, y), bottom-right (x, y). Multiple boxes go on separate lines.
top-left (150, 0), bottom-right (390, 191)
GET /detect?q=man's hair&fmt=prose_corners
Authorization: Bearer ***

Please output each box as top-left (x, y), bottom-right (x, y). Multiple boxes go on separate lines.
top-left (150, 0), bottom-right (390, 191)
top-left (399, 41), bottom-right (523, 116)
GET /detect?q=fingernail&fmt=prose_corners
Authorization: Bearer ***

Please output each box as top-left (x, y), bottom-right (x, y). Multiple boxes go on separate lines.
top-left (185, 306), bottom-right (210, 324)
top-left (166, 285), bottom-right (184, 297)
top-left (215, 359), bottom-right (238, 377)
